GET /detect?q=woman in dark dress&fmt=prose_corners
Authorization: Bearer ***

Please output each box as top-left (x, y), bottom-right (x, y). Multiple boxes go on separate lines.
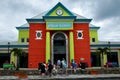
top-left (48, 61), bottom-right (53, 77)
top-left (41, 62), bottom-right (46, 77)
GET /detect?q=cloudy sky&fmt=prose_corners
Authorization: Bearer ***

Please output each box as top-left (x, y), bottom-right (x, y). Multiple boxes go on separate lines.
top-left (0, 0), bottom-right (120, 42)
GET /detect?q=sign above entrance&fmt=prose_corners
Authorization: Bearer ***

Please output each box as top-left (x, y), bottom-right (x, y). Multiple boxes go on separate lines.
top-left (46, 22), bottom-right (73, 30)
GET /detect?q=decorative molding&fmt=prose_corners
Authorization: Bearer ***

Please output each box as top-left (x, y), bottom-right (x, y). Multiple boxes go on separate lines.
top-left (43, 16), bottom-right (76, 20)
top-left (36, 30), bottom-right (42, 40)
top-left (26, 19), bottom-right (44, 23)
top-left (74, 19), bottom-right (92, 23)
top-left (16, 27), bottom-right (29, 30)
top-left (90, 27), bottom-right (100, 30)
top-left (51, 31), bottom-right (68, 65)
top-left (77, 30), bottom-right (84, 39)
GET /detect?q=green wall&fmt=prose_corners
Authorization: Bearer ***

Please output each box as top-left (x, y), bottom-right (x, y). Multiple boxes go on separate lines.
top-left (18, 30), bottom-right (29, 43)
top-left (90, 30), bottom-right (98, 44)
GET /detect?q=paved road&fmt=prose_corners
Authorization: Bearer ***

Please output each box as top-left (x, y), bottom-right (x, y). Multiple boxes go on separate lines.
top-left (0, 74), bottom-right (120, 80)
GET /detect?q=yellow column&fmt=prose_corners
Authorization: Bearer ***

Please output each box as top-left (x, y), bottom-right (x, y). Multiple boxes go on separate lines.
top-left (46, 31), bottom-right (50, 63)
top-left (118, 50), bottom-right (120, 67)
top-left (103, 53), bottom-right (107, 66)
top-left (10, 52), bottom-right (17, 66)
top-left (10, 52), bottom-right (15, 63)
top-left (69, 31), bottom-right (74, 62)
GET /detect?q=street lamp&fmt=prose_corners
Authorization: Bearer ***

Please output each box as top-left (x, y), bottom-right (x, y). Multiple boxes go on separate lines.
top-left (8, 42), bottom-right (10, 54)
top-left (8, 42), bottom-right (10, 61)
top-left (108, 41), bottom-right (111, 54)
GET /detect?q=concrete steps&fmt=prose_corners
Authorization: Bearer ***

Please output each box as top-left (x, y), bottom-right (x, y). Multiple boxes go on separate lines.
top-left (0, 68), bottom-right (120, 76)
top-left (0, 74), bottom-right (120, 80)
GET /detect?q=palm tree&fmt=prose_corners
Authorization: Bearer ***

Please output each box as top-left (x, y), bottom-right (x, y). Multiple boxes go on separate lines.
top-left (96, 47), bottom-right (109, 68)
top-left (11, 48), bottom-right (26, 70)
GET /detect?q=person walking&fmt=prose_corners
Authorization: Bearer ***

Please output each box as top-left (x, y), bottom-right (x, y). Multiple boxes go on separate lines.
top-left (41, 62), bottom-right (46, 77)
top-left (48, 61), bottom-right (53, 77)
top-left (57, 59), bottom-right (61, 69)
top-left (61, 58), bottom-right (68, 75)
top-left (71, 59), bottom-right (77, 73)
top-left (52, 64), bottom-right (57, 76)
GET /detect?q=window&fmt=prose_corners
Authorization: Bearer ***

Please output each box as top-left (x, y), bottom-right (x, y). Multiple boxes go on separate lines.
top-left (21, 38), bottom-right (24, 43)
top-left (77, 30), bottom-right (83, 39)
top-left (27, 38), bottom-right (29, 42)
top-left (92, 38), bottom-right (95, 42)
top-left (36, 30), bottom-right (42, 39)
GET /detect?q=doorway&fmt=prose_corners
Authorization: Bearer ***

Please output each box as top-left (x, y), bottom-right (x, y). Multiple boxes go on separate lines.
top-left (20, 54), bottom-right (28, 68)
top-left (107, 52), bottom-right (118, 66)
top-left (52, 32), bottom-right (68, 65)
top-left (0, 53), bottom-right (10, 68)
top-left (91, 52), bottom-right (101, 67)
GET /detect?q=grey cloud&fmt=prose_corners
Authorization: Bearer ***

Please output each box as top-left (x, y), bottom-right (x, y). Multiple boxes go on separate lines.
top-left (98, 17), bottom-right (120, 41)
top-left (1, 1), bottom-right (34, 13)
top-left (0, 0), bottom-right (120, 42)
top-left (91, 0), bottom-right (120, 21)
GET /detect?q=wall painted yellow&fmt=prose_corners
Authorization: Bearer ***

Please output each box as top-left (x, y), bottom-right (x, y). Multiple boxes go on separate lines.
top-left (46, 32), bottom-right (50, 63)
top-left (10, 52), bottom-right (17, 66)
top-left (90, 30), bottom-right (99, 44)
top-left (18, 30), bottom-right (29, 43)
top-left (118, 50), bottom-right (120, 66)
top-left (69, 31), bottom-right (74, 62)
top-left (103, 53), bottom-right (107, 65)
top-left (50, 6), bottom-right (70, 16)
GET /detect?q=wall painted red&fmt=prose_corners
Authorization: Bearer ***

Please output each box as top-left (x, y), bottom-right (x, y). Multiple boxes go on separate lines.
top-left (73, 23), bottom-right (91, 67)
top-left (28, 23), bottom-right (46, 68)
top-left (28, 22), bottom-right (91, 68)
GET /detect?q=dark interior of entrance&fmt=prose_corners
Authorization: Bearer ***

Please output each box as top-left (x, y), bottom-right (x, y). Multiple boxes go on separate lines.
top-left (53, 33), bottom-right (66, 64)
top-left (91, 52), bottom-right (101, 67)
top-left (54, 54), bottom-right (66, 64)
top-left (20, 54), bottom-right (28, 68)
top-left (107, 52), bottom-right (118, 65)
top-left (0, 54), bottom-right (10, 68)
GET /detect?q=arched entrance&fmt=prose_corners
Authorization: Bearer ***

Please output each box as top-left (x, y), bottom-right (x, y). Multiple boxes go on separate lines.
top-left (52, 32), bottom-right (68, 65)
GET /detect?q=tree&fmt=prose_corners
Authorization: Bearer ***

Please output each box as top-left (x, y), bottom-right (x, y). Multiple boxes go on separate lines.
top-left (11, 48), bottom-right (26, 70)
top-left (96, 47), bottom-right (109, 68)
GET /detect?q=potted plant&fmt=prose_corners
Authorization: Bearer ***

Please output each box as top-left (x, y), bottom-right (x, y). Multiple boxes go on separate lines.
top-left (14, 71), bottom-right (28, 78)
top-left (18, 71), bottom-right (28, 78)
top-left (90, 70), bottom-right (98, 75)
top-left (14, 71), bottom-right (20, 76)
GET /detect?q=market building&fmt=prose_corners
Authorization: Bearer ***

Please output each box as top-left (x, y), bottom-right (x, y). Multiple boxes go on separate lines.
top-left (0, 2), bottom-right (120, 68)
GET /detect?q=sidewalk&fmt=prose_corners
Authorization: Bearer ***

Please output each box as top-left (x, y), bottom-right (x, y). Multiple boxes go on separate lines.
top-left (0, 74), bottom-right (120, 80)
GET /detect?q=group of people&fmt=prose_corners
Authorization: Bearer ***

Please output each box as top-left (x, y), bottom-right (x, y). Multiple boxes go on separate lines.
top-left (38, 59), bottom-right (88, 77)
top-left (56, 58), bottom-right (68, 75)
top-left (38, 61), bottom-right (53, 77)
top-left (56, 58), bottom-right (67, 69)
top-left (38, 58), bottom-right (67, 77)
